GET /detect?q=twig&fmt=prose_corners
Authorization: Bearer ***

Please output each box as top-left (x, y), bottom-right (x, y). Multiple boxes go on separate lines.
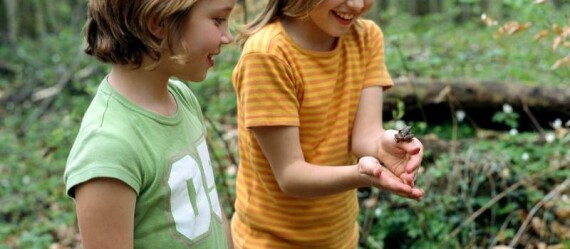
top-left (204, 115), bottom-right (238, 167)
top-left (508, 177), bottom-right (570, 247)
top-left (520, 98), bottom-right (545, 138)
top-left (449, 179), bottom-right (527, 238)
top-left (205, 139), bottom-right (235, 214)
top-left (488, 212), bottom-right (516, 249)
top-left (366, 235), bottom-right (383, 249)
top-left (448, 132), bottom-right (570, 241)
top-left (359, 189), bottom-right (379, 246)
top-left (19, 46), bottom-right (85, 136)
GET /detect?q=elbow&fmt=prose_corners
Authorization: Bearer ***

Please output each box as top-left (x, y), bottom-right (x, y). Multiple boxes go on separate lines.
top-left (351, 140), bottom-right (367, 158)
top-left (275, 177), bottom-right (303, 197)
top-left (273, 168), bottom-right (308, 198)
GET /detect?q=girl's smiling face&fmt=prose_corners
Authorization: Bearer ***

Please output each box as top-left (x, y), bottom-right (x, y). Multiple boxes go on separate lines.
top-left (160, 0), bottom-right (236, 82)
top-left (307, 0), bottom-right (373, 38)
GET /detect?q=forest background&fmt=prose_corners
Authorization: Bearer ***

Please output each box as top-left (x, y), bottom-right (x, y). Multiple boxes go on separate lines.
top-left (0, 0), bottom-right (569, 248)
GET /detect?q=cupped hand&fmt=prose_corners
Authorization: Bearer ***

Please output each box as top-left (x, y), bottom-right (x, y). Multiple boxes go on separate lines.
top-left (376, 129), bottom-right (423, 187)
top-left (358, 156), bottom-right (424, 200)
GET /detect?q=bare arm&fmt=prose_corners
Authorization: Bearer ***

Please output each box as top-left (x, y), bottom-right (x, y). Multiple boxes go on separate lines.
top-left (74, 178), bottom-right (136, 249)
top-left (251, 126), bottom-right (422, 198)
top-left (352, 86), bottom-right (424, 186)
top-left (221, 206), bottom-right (233, 249)
top-left (351, 86), bottom-right (385, 157)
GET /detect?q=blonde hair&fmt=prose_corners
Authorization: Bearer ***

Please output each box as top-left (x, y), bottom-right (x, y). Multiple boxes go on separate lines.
top-left (236, 0), bottom-right (323, 47)
top-left (84, 0), bottom-right (198, 69)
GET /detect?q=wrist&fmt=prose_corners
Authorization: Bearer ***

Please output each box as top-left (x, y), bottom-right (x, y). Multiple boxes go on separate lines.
top-left (354, 157), bottom-right (379, 188)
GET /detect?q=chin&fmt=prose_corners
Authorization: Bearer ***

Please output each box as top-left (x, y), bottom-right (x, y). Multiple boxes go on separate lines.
top-left (178, 72), bottom-right (207, 83)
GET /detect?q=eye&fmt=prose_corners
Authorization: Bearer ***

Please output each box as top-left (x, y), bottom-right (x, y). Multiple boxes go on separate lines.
top-left (214, 17), bottom-right (227, 26)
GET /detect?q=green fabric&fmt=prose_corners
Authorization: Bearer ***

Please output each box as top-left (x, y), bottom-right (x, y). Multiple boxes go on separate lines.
top-left (64, 78), bottom-right (228, 248)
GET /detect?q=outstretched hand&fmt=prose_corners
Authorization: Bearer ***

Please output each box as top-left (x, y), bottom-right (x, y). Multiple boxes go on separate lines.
top-left (358, 156), bottom-right (424, 200)
top-left (376, 129), bottom-right (423, 187)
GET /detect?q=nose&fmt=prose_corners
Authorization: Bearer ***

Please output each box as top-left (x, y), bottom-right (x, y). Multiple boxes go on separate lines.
top-left (346, 0), bottom-right (364, 11)
top-left (221, 29), bottom-right (234, 44)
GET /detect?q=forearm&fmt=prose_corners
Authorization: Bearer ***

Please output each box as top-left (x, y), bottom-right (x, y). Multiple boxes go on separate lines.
top-left (352, 129), bottom-right (383, 159)
top-left (351, 86), bottom-right (385, 158)
top-left (278, 161), bottom-right (366, 197)
top-left (252, 126), bottom-right (370, 198)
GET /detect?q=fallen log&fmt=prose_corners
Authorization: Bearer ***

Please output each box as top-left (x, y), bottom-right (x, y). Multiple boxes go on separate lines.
top-left (383, 78), bottom-right (570, 131)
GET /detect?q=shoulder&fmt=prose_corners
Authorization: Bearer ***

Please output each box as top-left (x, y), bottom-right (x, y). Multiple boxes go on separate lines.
top-left (168, 79), bottom-right (201, 112)
top-left (168, 79), bottom-right (192, 101)
top-left (65, 121), bottom-right (142, 196)
top-left (167, 79), bottom-right (205, 129)
top-left (350, 19), bottom-right (384, 41)
top-left (242, 21), bottom-right (290, 56)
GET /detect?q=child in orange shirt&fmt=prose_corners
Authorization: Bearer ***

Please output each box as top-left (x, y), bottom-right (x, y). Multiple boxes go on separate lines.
top-left (231, 0), bottom-right (425, 248)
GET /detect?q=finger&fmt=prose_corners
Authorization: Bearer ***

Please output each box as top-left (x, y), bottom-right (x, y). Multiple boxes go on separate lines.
top-left (400, 172), bottom-right (415, 187)
top-left (376, 173), bottom-right (416, 197)
top-left (359, 156), bottom-right (382, 177)
top-left (405, 146), bottom-right (423, 173)
top-left (399, 139), bottom-right (421, 155)
top-left (409, 187), bottom-right (425, 200)
top-left (378, 168), bottom-right (424, 200)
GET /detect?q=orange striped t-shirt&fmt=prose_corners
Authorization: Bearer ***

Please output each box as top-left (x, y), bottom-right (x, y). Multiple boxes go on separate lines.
top-left (231, 19), bottom-right (393, 249)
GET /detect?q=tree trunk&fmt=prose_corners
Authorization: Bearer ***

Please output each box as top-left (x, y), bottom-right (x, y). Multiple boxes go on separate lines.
top-left (383, 78), bottom-right (570, 130)
top-left (3, 0), bottom-right (18, 44)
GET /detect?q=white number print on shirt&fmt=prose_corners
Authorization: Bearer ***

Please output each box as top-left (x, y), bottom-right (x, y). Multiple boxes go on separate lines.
top-left (167, 141), bottom-right (222, 240)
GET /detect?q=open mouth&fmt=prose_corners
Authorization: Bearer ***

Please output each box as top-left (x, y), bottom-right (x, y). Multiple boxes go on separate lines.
top-left (332, 11), bottom-right (355, 25)
top-left (207, 55), bottom-right (214, 66)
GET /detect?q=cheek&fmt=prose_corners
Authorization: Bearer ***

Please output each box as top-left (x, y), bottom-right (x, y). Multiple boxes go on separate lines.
top-left (363, 0), bottom-right (373, 11)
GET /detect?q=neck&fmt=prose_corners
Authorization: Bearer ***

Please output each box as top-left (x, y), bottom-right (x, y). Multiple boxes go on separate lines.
top-left (282, 17), bottom-right (338, 52)
top-left (108, 63), bottom-right (177, 116)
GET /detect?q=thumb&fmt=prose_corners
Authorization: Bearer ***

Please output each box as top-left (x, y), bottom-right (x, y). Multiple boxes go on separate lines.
top-left (358, 156), bottom-right (382, 178)
top-left (401, 142), bottom-right (421, 155)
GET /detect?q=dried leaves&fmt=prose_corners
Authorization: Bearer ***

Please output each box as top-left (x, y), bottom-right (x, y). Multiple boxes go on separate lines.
top-left (481, 1), bottom-right (570, 70)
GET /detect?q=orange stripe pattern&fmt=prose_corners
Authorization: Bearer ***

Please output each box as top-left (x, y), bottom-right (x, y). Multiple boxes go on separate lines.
top-left (231, 19), bottom-right (393, 249)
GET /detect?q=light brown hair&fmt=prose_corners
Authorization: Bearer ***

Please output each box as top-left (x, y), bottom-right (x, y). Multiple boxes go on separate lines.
top-left (84, 0), bottom-right (198, 69)
top-left (236, 0), bottom-right (323, 47)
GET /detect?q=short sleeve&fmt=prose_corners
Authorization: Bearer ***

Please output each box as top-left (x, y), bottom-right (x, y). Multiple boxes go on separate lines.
top-left (234, 53), bottom-right (300, 127)
top-left (363, 21), bottom-right (393, 89)
top-left (64, 130), bottom-right (142, 198)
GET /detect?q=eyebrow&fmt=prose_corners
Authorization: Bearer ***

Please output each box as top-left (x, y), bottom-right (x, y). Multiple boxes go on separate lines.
top-left (216, 6), bottom-right (234, 13)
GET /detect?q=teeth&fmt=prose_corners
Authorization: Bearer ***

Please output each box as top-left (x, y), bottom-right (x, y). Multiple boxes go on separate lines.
top-left (334, 11), bottom-right (354, 20)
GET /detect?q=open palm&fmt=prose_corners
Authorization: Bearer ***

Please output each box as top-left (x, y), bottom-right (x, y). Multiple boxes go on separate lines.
top-left (376, 129), bottom-right (423, 186)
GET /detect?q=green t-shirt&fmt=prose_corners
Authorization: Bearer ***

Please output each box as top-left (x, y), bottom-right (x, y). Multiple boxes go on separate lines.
top-left (64, 78), bottom-right (228, 248)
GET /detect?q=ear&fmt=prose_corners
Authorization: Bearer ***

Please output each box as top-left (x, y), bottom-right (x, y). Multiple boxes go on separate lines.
top-left (148, 18), bottom-right (165, 39)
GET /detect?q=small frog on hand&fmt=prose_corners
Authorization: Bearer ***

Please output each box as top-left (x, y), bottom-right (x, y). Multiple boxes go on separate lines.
top-left (394, 126), bottom-right (414, 143)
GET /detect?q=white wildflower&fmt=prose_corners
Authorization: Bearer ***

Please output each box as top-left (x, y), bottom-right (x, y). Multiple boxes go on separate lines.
top-left (22, 176), bottom-right (30, 185)
top-left (225, 165), bottom-right (237, 176)
top-left (552, 118), bottom-right (562, 129)
top-left (509, 128), bottom-right (518, 136)
top-left (521, 153), bottom-right (529, 161)
top-left (502, 104), bottom-right (513, 113)
top-left (545, 132), bottom-right (556, 143)
top-left (455, 110), bottom-right (466, 122)
top-left (501, 168), bottom-right (510, 178)
top-left (374, 207), bottom-right (382, 217)
top-left (562, 194), bottom-right (568, 202)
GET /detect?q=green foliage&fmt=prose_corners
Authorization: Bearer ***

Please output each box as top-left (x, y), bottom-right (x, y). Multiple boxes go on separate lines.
top-left (359, 131), bottom-right (570, 248)
top-left (381, 2), bottom-right (570, 85)
top-left (492, 104), bottom-right (520, 129)
top-left (1, 1), bottom-right (570, 248)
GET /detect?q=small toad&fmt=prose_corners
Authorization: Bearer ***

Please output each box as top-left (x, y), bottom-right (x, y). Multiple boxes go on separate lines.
top-left (394, 126), bottom-right (414, 143)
